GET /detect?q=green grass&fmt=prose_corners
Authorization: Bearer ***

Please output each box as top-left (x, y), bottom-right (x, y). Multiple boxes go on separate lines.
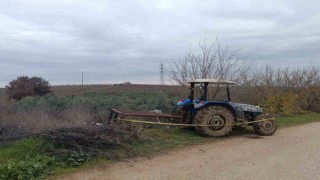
top-left (0, 138), bottom-right (49, 165)
top-left (0, 138), bottom-right (54, 179)
top-left (276, 113), bottom-right (320, 127)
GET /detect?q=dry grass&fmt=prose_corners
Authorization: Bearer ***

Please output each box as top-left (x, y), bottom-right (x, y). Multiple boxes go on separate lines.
top-left (0, 104), bottom-right (97, 141)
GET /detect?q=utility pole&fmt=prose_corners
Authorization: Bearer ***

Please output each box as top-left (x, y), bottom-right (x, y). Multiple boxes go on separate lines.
top-left (160, 62), bottom-right (165, 85)
top-left (82, 72), bottom-right (84, 85)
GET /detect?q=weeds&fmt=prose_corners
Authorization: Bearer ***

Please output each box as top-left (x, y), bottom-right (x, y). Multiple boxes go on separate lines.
top-left (0, 138), bottom-right (54, 180)
top-left (65, 151), bottom-right (90, 167)
top-left (0, 156), bottom-right (54, 180)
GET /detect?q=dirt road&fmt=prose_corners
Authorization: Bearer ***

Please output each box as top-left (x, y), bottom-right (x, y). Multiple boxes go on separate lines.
top-left (63, 122), bottom-right (320, 180)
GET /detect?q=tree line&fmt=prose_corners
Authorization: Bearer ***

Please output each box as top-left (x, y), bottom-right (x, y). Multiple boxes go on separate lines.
top-left (167, 39), bottom-right (320, 114)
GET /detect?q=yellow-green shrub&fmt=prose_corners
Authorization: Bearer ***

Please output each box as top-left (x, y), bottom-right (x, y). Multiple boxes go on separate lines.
top-left (263, 92), bottom-right (302, 114)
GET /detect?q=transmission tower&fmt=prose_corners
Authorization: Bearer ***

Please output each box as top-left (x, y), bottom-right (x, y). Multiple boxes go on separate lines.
top-left (160, 62), bottom-right (165, 85)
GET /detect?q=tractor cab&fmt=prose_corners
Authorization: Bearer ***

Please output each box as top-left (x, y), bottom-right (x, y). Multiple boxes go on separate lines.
top-left (177, 79), bottom-right (236, 108)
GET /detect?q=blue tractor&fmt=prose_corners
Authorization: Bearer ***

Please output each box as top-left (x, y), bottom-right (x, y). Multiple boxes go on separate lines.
top-left (109, 79), bottom-right (277, 137)
top-left (175, 79), bottom-right (277, 137)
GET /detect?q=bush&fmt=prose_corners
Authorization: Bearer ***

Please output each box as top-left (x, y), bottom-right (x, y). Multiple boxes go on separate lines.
top-left (299, 87), bottom-right (320, 113)
top-left (6, 76), bottom-right (52, 101)
top-left (263, 92), bottom-right (302, 114)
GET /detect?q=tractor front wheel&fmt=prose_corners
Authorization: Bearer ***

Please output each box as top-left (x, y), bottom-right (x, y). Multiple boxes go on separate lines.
top-left (253, 114), bottom-right (277, 136)
top-left (194, 105), bottom-right (234, 137)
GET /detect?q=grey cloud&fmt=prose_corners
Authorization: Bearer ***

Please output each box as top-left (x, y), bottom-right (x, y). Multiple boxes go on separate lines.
top-left (0, 0), bottom-right (320, 87)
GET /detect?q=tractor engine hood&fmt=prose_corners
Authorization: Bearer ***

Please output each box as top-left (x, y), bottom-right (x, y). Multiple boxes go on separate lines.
top-left (229, 102), bottom-right (263, 113)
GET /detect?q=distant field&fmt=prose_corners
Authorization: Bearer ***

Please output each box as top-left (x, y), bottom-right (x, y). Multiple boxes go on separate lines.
top-left (0, 84), bottom-right (188, 99)
top-left (51, 84), bottom-right (188, 96)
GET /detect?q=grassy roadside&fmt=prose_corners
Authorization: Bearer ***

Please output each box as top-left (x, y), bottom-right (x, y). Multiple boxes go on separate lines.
top-left (52, 112), bottom-right (320, 176)
top-left (1, 113), bottom-right (320, 178)
top-left (130, 113), bottom-right (320, 156)
top-left (276, 113), bottom-right (320, 128)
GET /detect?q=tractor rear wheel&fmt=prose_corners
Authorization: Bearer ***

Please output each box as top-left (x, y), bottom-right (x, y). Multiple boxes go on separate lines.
top-left (194, 105), bottom-right (234, 137)
top-left (253, 114), bottom-right (277, 136)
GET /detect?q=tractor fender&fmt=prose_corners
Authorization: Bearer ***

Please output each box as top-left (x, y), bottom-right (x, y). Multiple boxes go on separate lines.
top-left (198, 102), bottom-right (238, 121)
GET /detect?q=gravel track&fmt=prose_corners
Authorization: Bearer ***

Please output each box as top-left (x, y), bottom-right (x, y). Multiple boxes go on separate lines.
top-left (61, 122), bottom-right (320, 180)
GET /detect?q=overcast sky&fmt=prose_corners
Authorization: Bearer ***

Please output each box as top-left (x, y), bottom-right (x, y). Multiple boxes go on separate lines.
top-left (0, 0), bottom-right (319, 87)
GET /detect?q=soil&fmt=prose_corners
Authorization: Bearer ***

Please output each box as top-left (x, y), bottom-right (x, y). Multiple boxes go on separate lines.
top-left (61, 122), bottom-right (320, 180)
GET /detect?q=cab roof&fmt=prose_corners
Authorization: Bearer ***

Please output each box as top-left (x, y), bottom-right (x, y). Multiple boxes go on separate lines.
top-left (188, 79), bottom-right (236, 85)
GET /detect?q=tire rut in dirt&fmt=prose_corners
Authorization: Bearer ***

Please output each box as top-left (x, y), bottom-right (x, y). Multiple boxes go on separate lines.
top-left (194, 105), bottom-right (234, 137)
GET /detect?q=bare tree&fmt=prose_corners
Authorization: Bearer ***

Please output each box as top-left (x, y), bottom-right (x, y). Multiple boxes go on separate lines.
top-left (167, 38), bottom-right (250, 85)
top-left (252, 65), bottom-right (320, 90)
